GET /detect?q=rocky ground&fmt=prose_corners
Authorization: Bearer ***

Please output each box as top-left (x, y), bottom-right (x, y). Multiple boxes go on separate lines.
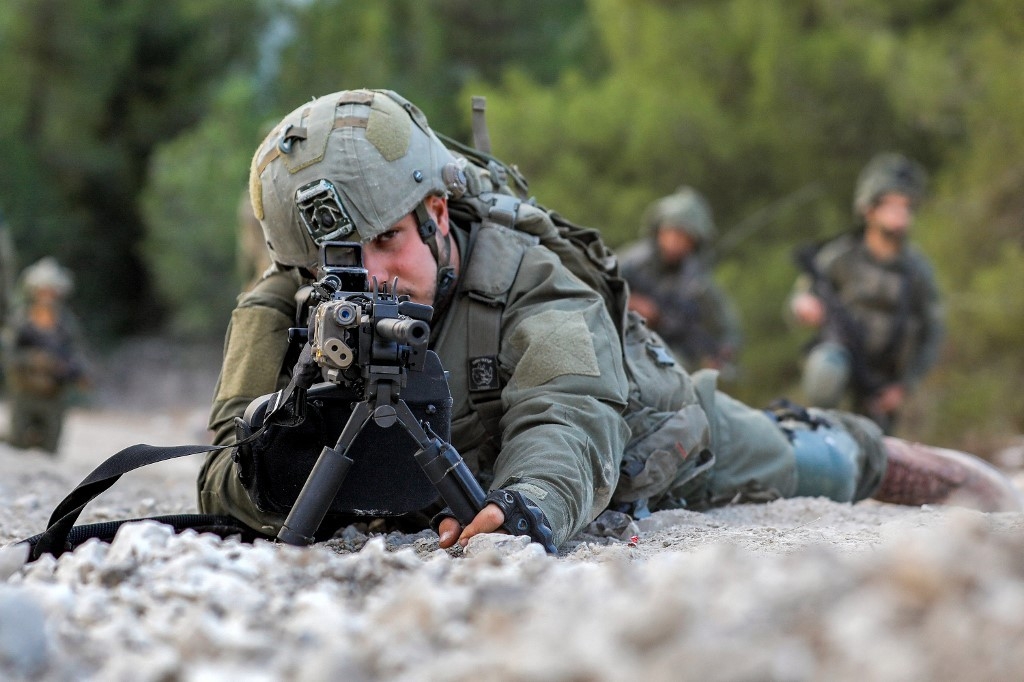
top-left (1, 344), bottom-right (1024, 681)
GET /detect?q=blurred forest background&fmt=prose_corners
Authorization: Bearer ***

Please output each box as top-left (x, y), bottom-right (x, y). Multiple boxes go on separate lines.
top-left (0, 0), bottom-right (1021, 452)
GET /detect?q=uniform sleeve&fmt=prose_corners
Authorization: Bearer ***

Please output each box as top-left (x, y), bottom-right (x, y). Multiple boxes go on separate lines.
top-left (196, 269), bottom-right (300, 528)
top-left (489, 250), bottom-right (631, 546)
top-left (902, 255), bottom-right (945, 390)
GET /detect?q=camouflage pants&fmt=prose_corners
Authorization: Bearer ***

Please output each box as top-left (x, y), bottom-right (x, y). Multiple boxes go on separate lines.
top-left (8, 393), bottom-right (66, 453)
top-left (801, 340), bottom-right (900, 433)
top-left (612, 368), bottom-right (887, 516)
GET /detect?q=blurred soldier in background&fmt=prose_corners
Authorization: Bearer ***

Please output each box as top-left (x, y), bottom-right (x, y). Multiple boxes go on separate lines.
top-left (2, 257), bottom-right (89, 453)
top-left (619, 187), bottom-right (742, 376)
top-left (789, 153), bottom-right (944, 434)
top-left (0, 210), bottom-right (17, 326)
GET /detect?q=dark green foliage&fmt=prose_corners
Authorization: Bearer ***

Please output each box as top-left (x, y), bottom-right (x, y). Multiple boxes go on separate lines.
top-left (0, 0), bottom-right (266, 341)
top-left (469, 0), bottom-right (1023, 447)
top-left (0, 0), bottom-right (1021, 450)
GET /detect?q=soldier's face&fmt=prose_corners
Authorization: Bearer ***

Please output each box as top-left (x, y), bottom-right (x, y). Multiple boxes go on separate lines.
top-left (361, 195), bottom-right (451, 306)
top-left (656, 226), bottom-right (697, 265)
top-left (866, 192), bottom-right (914, 240)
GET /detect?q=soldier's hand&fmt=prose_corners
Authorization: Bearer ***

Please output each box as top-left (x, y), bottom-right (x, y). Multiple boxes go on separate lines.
top-left (791, 293), bottom-right (825, 327)
top-left (870, 384), bottom-right (906, 414)
top-left (437, 503), bottom-right (506, 549)
top-left (627, 293), bottom-right (661, 325)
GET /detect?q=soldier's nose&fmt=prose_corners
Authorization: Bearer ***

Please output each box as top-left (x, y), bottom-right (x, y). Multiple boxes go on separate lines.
top-left (360, 252), bottom-right (390, 284)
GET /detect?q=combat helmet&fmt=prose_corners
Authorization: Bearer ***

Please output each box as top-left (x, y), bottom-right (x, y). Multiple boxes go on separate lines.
top-left (250, 89), bottom-right (467, 270)
top-left (644, 186), bottom-right (716, 248)
top-left (23, 257), bottom-right (73, 298)
top-left (853, 152), bottom-right (928, 216)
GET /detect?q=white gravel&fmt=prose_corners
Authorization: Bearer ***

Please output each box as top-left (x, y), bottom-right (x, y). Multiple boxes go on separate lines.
top-left (2, 402), bottom-right (1024, 681)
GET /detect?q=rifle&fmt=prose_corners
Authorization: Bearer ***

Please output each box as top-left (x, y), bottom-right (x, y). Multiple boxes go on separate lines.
top-left (793, 243), bottom-right (886, 397)
top-left (242, 240), bottom-right (555, 553)
top-left (17, 241), bottom-right (545, 561)
top-left (233, 241), bottom-right (486, 546)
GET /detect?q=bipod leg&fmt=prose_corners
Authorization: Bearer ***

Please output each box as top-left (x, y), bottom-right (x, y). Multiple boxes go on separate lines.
top-left (277, 399), bottom-right (374, 545)
top-left (392, 399), bottom-right (486, 526)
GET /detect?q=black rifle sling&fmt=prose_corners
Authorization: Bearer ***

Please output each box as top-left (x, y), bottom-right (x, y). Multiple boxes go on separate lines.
top-left (24, 427), bottom-right (270, 561)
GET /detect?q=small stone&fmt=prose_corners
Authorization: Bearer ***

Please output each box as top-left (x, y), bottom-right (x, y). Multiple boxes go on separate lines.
top-left (463, 533), bottom-right (535, 558)
top-left (0, 587), bottom-right (51, 677)
top-left (0, 543), bottom-right (29, 581)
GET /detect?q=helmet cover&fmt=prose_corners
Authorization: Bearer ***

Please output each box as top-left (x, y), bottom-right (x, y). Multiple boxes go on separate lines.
top-left (853, 152), bottom-right (928, 215)
top-left (644, 186), bottom-right (716, 246)
top-left (250, 89), bottom-right (460, 268)
top-left (23, 257), bottom-right (73, 297)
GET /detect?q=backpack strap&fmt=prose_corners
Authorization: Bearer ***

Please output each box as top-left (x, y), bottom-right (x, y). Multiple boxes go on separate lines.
top-left (478, 192), bottom-right (522, 230)
top-left (461, 223), bottom-right (538, 438)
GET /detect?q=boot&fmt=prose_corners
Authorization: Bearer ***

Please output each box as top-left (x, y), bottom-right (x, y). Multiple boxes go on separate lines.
top-left (873, 437), bottom-right (1024, 512)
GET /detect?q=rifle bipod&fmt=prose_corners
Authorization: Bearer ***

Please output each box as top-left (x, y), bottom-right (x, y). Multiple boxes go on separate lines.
top-left (277, 377), bottom-right (487, 546)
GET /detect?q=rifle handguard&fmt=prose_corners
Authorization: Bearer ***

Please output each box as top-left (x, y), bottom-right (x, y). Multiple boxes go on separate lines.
top-left (431, 489), bottom-right (558, 555)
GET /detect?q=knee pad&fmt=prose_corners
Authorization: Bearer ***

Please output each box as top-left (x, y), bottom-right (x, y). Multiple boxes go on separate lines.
top-left (802, 342), bottom-right (851, 407)
top-left (767, 403), bottom-right (860, 502)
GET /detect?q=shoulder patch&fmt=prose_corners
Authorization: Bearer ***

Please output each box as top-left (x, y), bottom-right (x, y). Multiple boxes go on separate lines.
top-left (509, 309), bottom-right (600, 388)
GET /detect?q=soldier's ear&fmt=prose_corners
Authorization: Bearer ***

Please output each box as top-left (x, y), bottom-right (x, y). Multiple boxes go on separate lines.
top-left (425, 195), bottom-right (450, 236)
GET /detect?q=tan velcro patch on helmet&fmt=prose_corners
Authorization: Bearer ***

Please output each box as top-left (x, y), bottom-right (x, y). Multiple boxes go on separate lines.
top-left (365, 92), bottom-right (411, 162)
top-left (215, 306), bottom-right (293, 402)
top-left (338, 91), bottom-right (374, 106)
top-left (249, 172), bottom-right (264, 221)
top-left (508, 309), bottom-right (600, 388)
top-left (249, 127), bottom-right (279, 222)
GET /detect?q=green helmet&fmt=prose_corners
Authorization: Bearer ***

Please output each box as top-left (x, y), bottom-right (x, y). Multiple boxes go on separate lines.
top-left (853, 152), bottom-right (927, 216)
top-left (250, 89), bottom-right (467, 268)
top-left (23, 256), bottom-right (73, 297)
top-left (644, 186), bottom-right (716, 247)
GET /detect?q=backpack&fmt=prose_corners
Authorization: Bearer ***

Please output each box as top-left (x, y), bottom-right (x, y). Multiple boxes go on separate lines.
top-left (438, 99), bottom-right (630, 340)
top-left (434, 120), bottom-right (636, 439)
top-left (439, 100), bottom-right (712, 516)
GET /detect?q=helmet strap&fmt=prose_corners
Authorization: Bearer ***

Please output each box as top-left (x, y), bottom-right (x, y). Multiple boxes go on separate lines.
top-left (414, 201), bottom-right (457, 312)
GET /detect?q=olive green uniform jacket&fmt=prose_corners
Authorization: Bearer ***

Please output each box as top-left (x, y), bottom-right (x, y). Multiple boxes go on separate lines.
top-left (200, 221), bottom-right (631, 546)
top-left (201, 217), bottom-right (886, 546)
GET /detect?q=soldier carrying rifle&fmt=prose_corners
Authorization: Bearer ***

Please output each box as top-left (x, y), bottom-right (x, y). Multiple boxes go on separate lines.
top-left (789, 153), bottom-right (943, 434)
